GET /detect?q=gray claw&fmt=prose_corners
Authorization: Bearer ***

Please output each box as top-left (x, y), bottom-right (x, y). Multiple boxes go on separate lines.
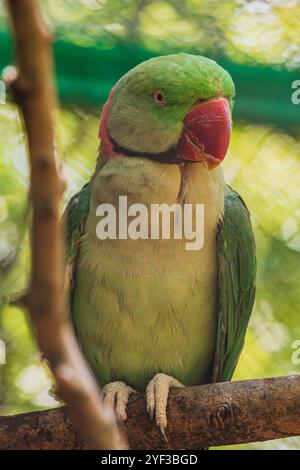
top-left (159, 426), bottom-right (168, 442)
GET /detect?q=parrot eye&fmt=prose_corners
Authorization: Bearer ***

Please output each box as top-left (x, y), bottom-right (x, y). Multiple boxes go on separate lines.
top-left (152, 90), bottom-right (166, 106)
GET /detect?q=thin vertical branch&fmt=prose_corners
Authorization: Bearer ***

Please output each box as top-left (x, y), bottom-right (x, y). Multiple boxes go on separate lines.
top-left (5, 0), bottom-right (124, 450)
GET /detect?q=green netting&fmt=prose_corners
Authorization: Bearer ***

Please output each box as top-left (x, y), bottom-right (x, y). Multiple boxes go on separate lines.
top-left (1, 30), bottom-right (299, 129)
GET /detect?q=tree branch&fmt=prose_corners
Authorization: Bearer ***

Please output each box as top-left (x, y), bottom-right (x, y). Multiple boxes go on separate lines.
top-left (1, 375), bottom-right (300, 450)
top-left (5, 0), bottom-right (123, 450)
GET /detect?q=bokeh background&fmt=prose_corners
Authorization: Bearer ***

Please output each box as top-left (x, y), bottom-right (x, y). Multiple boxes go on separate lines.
top-left (0, 0), bottom-right (300, 450)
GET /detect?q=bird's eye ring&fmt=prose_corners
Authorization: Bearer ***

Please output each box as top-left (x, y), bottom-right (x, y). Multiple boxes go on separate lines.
top-left (152, 90), bottom-right (166, 106)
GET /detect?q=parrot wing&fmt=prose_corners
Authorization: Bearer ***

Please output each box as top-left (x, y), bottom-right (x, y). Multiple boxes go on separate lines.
top-left (63, 182), bottom-right (91, 302)
top-left (212, 189), bottom-right (256, 382)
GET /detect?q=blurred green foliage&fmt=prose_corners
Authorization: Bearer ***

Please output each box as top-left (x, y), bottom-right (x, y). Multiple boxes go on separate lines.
top-left (2, 0), bottom-right (299, 67)
top-left (0, 0), bottom-right (300, 450)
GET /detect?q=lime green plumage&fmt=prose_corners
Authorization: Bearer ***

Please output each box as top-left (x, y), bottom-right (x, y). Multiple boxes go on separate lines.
top-left (64, 53), bottom-right (256, 389)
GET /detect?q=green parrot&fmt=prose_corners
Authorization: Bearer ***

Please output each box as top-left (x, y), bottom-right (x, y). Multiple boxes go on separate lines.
top-left (64, 53), bottom-right (256, 436)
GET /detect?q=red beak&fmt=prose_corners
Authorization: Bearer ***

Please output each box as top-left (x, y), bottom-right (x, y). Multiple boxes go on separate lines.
top-left (177, 97), bottom-right (231, 169)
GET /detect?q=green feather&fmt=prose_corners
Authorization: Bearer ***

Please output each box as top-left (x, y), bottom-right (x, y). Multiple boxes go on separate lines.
top-left (64, 182), bottom-right (91, 264)
top-left (63, 182), bottom-right (91, 308)
top-left (212, 190), bottom-right (256, 382)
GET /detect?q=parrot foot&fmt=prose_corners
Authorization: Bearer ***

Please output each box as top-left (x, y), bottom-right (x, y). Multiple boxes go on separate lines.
top-left (146, 373), bottom-right (185, 441)
top-left (102, 381), bottom-right (137, 422)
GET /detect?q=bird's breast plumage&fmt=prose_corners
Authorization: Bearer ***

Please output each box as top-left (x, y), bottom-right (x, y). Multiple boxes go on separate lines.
top-left (72, 157), bottom-right (225, 391)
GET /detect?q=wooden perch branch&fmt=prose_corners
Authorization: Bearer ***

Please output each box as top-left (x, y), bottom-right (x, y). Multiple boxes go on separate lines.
top-left (1, 375), bottom-right (300, 450)
top-left (5, 0), bottom-right (122, 450)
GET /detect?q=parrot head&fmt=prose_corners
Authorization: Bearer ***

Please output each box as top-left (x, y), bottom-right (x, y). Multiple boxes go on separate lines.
top-left (100, 53), bottom-right (235, 169)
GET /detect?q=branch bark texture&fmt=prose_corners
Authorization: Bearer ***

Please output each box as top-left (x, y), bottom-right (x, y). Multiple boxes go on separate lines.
top-left (1, 375), bottom-right (300, 450)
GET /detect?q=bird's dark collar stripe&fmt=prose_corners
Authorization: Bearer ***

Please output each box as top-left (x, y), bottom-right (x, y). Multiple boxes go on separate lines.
top-left (111, 136), bottom-right (184, 164)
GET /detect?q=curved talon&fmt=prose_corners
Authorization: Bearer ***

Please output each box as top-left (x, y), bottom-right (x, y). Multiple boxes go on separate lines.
top-left (159, 426), bottom-right (168, 442)
top-left (102, 380), bottom-right (137, 422)
top-left (146, 373), bottom-right (185, 437)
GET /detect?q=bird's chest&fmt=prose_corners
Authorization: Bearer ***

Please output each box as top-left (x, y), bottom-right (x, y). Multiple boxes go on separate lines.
top-left (73, 158), bottom-right (224, 389)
